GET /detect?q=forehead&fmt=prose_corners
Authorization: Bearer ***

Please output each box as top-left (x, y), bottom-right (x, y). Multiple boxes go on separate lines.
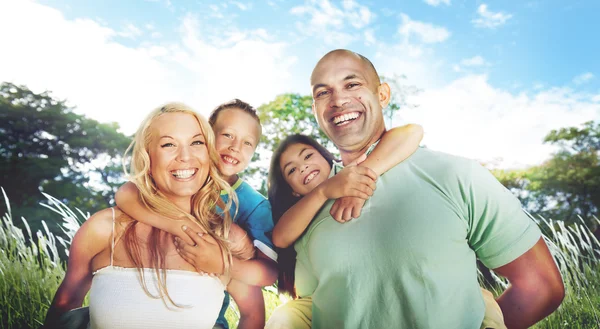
top-left (151, 112), bottom-right (202, 136)
top-left (280, 143), bottom-right (313, 163)
top-left (311, 53), bottom-right (372, 87)
top-left (213, 108), bottom-right (260, 138)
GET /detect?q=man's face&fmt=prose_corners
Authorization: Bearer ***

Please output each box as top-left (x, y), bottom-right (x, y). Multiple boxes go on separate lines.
top-left (311, 53), bottom-right (387, 152)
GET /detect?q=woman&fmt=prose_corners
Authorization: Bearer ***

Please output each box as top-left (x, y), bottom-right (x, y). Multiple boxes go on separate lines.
top-left (44, 103), bottom-right (252, 329)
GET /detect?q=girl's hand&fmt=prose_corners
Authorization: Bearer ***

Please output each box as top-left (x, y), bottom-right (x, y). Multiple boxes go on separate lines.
top-left (317, 155), bottom-right (377, 200)
top-left (330, 197), bottom-right (366, 223)
top-left (174, 226), bottom-right (224, 275)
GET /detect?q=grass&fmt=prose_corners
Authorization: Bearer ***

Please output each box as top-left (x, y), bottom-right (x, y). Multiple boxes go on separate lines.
top-left (1, 188), bottom-right (599, 329)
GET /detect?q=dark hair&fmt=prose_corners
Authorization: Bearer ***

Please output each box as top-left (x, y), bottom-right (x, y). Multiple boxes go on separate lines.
top-left (268, 134), bottom-right (335, 297)
top-left (209, 98), bottom-right (262, 135)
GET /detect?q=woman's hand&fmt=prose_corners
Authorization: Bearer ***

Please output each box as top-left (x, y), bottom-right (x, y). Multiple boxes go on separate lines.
top-left (174, 226), bottom-right (224, 275)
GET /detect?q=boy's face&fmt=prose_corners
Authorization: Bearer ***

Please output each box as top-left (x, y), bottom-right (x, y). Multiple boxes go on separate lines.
top-left (212, 108), bottom-right (260, 179)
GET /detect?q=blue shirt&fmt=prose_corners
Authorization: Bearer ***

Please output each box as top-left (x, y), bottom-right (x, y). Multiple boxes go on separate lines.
top-left (215, 178), bottom-right (276, 329)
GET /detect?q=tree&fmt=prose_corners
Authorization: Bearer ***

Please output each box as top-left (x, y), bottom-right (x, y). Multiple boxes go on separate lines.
top-left (0, 82), bottom-right (131, 234)
top-left (491, 121), bottom-right (600, 227)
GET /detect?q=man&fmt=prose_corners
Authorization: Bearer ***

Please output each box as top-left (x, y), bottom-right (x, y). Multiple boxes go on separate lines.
top-left (292, 49), bottom-right (564, 329)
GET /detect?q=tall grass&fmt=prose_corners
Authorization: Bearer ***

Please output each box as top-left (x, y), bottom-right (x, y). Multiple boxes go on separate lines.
top-left (1, 188), bottom-right (599, 329)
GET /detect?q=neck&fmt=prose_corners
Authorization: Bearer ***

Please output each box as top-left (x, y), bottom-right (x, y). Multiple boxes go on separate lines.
top-left (225, 174), bottom-right (239, 186)
top-left (167, 197), bottom-right (192, 213)
top-left (339, 129), bottom-right (386, 165)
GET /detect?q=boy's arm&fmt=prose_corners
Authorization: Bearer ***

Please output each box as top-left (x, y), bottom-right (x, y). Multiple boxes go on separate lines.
top-left (227, 280), bottom-right (266, 329)
top-left (115, 181), bottom-right (196, 245)
top-left (360, 123), bottom-right (423, 175)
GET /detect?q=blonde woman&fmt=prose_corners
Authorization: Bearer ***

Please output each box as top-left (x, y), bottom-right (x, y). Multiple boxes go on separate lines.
top-left (44, 103), bottom-right (255, 329)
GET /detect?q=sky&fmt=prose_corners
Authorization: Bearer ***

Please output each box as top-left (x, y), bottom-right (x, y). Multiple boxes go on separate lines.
top-left (1, 0), bottom-right (599, 170)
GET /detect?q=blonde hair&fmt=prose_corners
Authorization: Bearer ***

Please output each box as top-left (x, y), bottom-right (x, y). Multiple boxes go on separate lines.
top-left (121, 102), bottom-right (238, 307)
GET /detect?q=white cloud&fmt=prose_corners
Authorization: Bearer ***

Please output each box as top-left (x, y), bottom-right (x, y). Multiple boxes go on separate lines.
top-left (399, 14), bottom-right (450, 44)
top-left (231, 1), bottom-right (251, 11)
top-left (396, 75), bottom-right (600, 168)
top-left (573, 72), bottom-right (594, 85)
top-left (364, 29), bottom-right (376, 45)
top-left (0, 1), bottom-right (297, 135)
top-left (423, 0), bottom-right (450, 7)
top-left (118, 23), bottom-right (143, 39)
top-left (461, 55), bottom-right (487, 67)
top-left (290, 0), bottom-right (374, 46)
top-left (472, 4), bottom-right (512, 29)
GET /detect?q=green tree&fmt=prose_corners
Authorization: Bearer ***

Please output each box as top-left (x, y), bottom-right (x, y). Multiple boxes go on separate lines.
top-left (0, 82), bottom-right (131, 234)
top-left (491, 121), bottom-right (600, 226)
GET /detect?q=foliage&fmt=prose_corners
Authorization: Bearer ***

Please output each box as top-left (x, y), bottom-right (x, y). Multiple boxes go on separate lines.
top-left (0, 82), bottom-right (130, 234)
top-left (492, 121), bottom-right (600, 227)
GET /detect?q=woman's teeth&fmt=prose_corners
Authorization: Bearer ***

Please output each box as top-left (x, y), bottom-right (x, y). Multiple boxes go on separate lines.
top-left (171, 169), bottom-right (196, 179)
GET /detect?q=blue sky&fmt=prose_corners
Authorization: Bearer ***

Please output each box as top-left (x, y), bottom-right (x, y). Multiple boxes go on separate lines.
top-left (1, 0), bottom-right (599, 169)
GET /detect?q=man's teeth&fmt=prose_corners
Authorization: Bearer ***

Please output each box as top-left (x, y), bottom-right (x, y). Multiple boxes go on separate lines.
top-left (304, 171), bottom-right (318, 184)
top-left (171, 169), bottom-right (196, 179)
top-left (333, 112), bottom-right (359, 125)
top-left (222, 155), bottom-right (239, 165)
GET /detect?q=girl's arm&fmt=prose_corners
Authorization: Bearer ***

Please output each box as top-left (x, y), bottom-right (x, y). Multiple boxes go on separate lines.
top-left (272, 158), bottom-right (377, 248)
top-left (115, 182), bottom-right (196, 245)
top-left (360, 123), bottom-right (424, 175)
top-left (43, 209), bottom-right (113, 327)
top-left (330, 123), bottom-right (424, 222)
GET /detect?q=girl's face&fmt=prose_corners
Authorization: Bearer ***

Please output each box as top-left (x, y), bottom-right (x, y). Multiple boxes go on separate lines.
top-left (279, 143), bottom-right (331, 197)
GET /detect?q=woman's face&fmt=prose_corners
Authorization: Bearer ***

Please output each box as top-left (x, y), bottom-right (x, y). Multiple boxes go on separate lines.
top-left (279, 143), bottom-right (331, 197)
top-left (148, 112), bottom-right (210, 206)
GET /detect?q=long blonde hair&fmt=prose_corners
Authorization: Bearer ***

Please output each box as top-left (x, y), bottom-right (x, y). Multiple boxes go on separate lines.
top-left (121, 102), bottom-right (237, 306)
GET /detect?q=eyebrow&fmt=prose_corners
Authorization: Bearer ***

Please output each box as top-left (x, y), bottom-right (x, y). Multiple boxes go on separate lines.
top-left (312, 74), bottom-right (363, 94)
top-left (282, 147), bottom-right (309, 173)
top-left (159, 133), bottom-right (204, 140)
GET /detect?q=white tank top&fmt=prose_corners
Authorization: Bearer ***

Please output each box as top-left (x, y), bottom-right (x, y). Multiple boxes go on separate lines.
top-left (88, 208), bottom-right (225, 329)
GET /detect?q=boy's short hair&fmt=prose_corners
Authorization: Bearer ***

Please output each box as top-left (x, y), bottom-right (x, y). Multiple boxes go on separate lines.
top-left (209, 99), bottom-right (262, 135)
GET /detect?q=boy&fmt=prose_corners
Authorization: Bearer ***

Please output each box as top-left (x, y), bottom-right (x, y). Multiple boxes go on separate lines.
top-left (115, 99), bottom-right (277, 329)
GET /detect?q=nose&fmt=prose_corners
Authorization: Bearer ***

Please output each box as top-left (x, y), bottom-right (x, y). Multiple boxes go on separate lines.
top-left (300, 164), bottom-right (308, 173)
top-left (330, 89), bottom-right (350, 108)
top-left (228, 138), bottom-right (242, 152)
top-left (177, 145), bottom-right (191, 162)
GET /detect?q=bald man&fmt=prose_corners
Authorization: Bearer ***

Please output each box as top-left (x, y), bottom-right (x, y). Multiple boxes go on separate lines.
top-left (271, 49), bottom-right (564, 329)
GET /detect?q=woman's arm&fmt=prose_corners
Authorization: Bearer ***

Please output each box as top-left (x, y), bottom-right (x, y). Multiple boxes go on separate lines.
top-left (115, 182), bottom-right (196, 245)
top-left (330, 124), bottom-right (424, 222)
top-left (272, 162), bottom-right (377, 248)
top-left (43, 209), bottom-right (113, 327)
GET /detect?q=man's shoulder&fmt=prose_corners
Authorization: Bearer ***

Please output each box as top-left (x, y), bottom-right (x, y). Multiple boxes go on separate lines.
top-left (388, 147), bottom-right (476, 178)
top-left (235, 180), bottom-right (268, 204)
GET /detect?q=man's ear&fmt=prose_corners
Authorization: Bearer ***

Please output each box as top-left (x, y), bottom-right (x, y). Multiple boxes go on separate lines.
top-left (312, 102), bottom-right (316, 115)
top-left (378, 82), bottom-right (391, 109)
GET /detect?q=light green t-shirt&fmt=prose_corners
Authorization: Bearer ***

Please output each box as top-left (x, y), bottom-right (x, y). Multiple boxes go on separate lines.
top-left (294, 147), bottom-right (541, 329)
